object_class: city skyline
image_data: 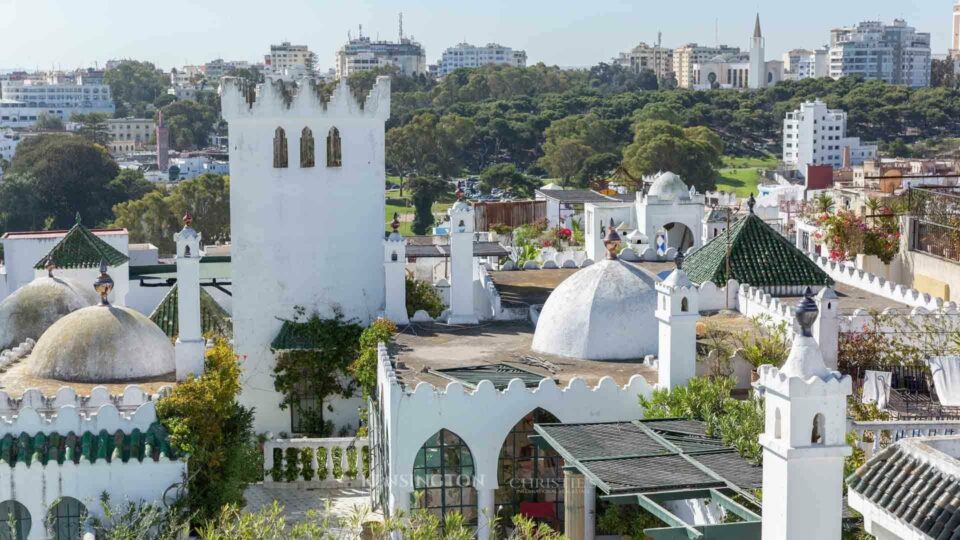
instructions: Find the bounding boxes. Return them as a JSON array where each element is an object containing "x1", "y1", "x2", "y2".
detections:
[{"x1": 0, "y1": 0, "x2": 954, "y2": 73}]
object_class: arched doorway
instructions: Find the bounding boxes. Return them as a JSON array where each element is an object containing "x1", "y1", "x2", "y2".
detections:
[
  {"x1": 662, "y1": 222, "x2": 694, "y2": 252},
  {"x1": 412, "y1": 429, "x2": 478, "y2": 525},
  {"x1": 496, "y1": 408, "x2": 564, "y2": 533},
  {"x1": 48, "y1": 497, "x2": 86, "y2": 540},
  {"x1": 0, "y1": 500, "x2": 30, "y2": 540}
]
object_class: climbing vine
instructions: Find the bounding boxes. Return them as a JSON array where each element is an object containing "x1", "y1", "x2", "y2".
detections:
[{"x1": 350, "y1": 318, "x2": 398, "y2": 399}]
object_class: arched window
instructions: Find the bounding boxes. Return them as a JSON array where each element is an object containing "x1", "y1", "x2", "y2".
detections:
[
  {"x1": 812, "y1": 413, "x2": 825, "y2": 445},
  {"x1": 48, "y1": 497, "x2": 86, "y2": 540},
  {"x1": 680, "y1": 297, "x2": 689, "y2": 312},
  {"x1": 300, "y1": 127, "x2": 315, "y2": 168},
  {"x1": 413, "y1": 429, "x2": 477, "y2": 524},
  {"x1": 496, "y1": 408, "x2": 563, "y2": 531},
  {"x1": 326, "y1": 127, "x2": 342, "y2": 167},
  {"x1": 0, "y1": 500, "x2": 31, "y2": 540},
  {"x1": 273, "y1": 127, "x2": 288, "y2": 168},
  {"x1": 774, "y1": 408, "x2": 782, "y2": 439}
]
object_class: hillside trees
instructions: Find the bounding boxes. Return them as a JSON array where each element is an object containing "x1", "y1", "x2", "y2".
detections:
[
  {"x1": 622, "y1": 121, "x2": 723, "y2": 191},
  {"x1": 105, "y1": 60, "x2": 170, "y2": 117}
]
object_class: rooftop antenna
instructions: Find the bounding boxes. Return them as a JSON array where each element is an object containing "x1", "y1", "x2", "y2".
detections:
[
  {"x1": 399, "y1": 12, "x2": 404, "y2": 42},
  {"x1": 715, "y1": 18, "x2": 719, "y2": 46},
  {"x1": 359, "y1": 24, "x2": 363, "y2": 39}
]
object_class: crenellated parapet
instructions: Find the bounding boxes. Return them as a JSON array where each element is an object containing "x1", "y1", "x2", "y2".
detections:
[
  {"x1": 220, "y1": 76, "x2": 391, "y2": 122},
  {"x1": 758, "y1": 363, "x2": 852, "y2": 398},
  {"x1": 0, "y1": 385, "x2": 170, "y2": 426}
]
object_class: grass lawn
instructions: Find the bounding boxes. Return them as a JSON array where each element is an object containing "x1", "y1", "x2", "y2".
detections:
[{"x1": 714, "y1": 154, "x2": 779, "y2": 197}]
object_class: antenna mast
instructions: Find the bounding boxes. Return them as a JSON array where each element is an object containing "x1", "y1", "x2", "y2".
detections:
[{"x1": 399, "y1": 12, "x2": 404, "y2": 42}]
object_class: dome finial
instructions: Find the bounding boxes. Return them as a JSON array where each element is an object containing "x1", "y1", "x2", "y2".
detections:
[
  {"x1": 795, "y1": 287, "x2": 818, "y2": 337},
  {"x1": 183, "y1": 212, "x2": 193, "y2": 228},
  {"x1": 747, "y1": 193, "x2": 756, "y2": 214},
  {"x1": 44, "y1": 256, "x2": 56, "y2": 278},
  {"x1": 75, "y1": 212, "x2": 82, "y2": 225},
  {"x1": 603, "y1": 218, "x2": 621, "y2": 260},
  {"x1": 93, "y1": 259, "x2": 114, "y2": 306}
]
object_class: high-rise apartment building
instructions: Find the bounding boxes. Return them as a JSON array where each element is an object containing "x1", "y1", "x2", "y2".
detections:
[
  {"x1": 0, "y1": 77, "x2": 114, "y2": 123},
  {"x1": 336, "y1": 35, "x2": 427, "y2": 79},
  {"x1": 783, "y1": 48, "x2": 830, "y2": 80},
  {"x1": 614, "y1": 42, "x2": 674, "y2": 81},
  {"x1": 829, "y1": 19, "x2": 931, "y2": 87},
  {"x1": 436, "y1": 43, "x2": 526, "y2": 77},
  {"x1": 673, "y1": 44, "x2": 742, "y2": 88},
  {"x1": 267, "y1": 42, "x2": 313, "y2": 74},
  {"x1": 783, "y1": 100, "x2": 877, "y2": 173}
]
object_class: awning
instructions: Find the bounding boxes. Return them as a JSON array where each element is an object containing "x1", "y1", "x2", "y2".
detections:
[{"x1": 532, "y1": 418, "x2": 762, "y2": 539}]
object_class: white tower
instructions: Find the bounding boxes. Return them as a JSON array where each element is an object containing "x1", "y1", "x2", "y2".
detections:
[
  {"x1": 447, "y1": 192, "x2": 478, "y2": 325},
  {"x1": 748, "y1": 13, "x2": 765, "y2": 89},
  {"x1": 814, "y1": 287, "x2": 839, "y2": 370},
  {"x1": 757, "y1": 289, "x2": 851, "y2": 540},
  {"x1": 384, "y1": 213, "x2": 409, "y2": 325},
  {"x1": 655, "y1": 251, "x2": 700, "y2": 389},
  {"x1": 174, "y1": 212, "x2": 205, "y2": 381},
  {"x1": 221, "y1": 76, "x2": 391, "y2": 433}
]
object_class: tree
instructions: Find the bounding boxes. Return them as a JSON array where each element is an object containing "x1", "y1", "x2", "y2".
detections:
[
  {"x1": 814, "y1": 193, "x2": 835, "y2": 214},
  {"x1": 104, "y1": 60, "x2": 170, "y2": 117},
  {"x1": 407, "y1": 176, "x2": 449, "y2": 235},
  {"x1": 34, "y1": 112, "x2": 64, "y2": 131},
  {"x1": 71, "y1": 112, "x2": 111, "y2": 146},
  {"x1": 575, "y1": 152, "x2": 621, "y2": 189},
  {"x1": 931, "y1": 58, "x2": 956, "y2": 89},
  {"x1": 621, "y1": 121, "x2": 723, "y2": 191},
  {"x1": 478, "y1": 163, "x2": 537, "y2": 196},
  {"x1": 0, "y1": 174, "x2": 45, "y2": 233},
  {"x1": 8, "y1": 134, "x2": 121, "y2": 228},
  {"x1": 386, "y1": 125, "x2": 416, "y2": 196},
  {"x1": 543, "y1": 113, "x2": 618, "y2": 154},
  {"x1": 113, "y1": 173, "x2": 230, "y2": 253},
  {"x1": 159, "y1": 99, "x2": 218, "y2": 150},
  {"x1": 539, "y1": 138, "x2": 592, "y2": 187}
]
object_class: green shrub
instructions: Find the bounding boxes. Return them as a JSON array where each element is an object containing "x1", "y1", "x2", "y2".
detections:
[
  {"x1": 405, "y1": 276, "x2": 445, "y2": 318},
  {"x1": 351, "y1": 318, "x2": 398, "y2": 399}
]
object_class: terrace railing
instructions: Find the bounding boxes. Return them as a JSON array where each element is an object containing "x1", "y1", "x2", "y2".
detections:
[
  {"x1": 264, "y1": 437, "x2": 370, "y2": 488},
  {"x1": 849, "y1": 420, "x2": 960, "y2": 459}
]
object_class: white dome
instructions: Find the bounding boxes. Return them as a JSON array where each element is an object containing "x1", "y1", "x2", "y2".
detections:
[
  {"x1": 648, "y1": 172, "x2": 690, "y2": 201},
  {"x1": 532, "y1": 259, "x2": 659, "y2": 360},
  {"x1": 0, "y1": 277, "x2": 98, "y2": 350},
  {"x1": 29, "y1": 305, "x2": 175, "y2": 382}
]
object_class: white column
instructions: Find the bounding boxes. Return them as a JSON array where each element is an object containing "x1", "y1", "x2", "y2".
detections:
[
  {"x1": 476, "y1": 487, "x2": 496, "y2": 540},
  {"x1": 384, "y1": 235, "x2": 409, "y2": 325},
  {"x1": 583, "y1": 478, "x2": 596, "y2": 540},
  {"x1": 174, "y1": 222, "x2": 205, "y2": 380},
  {"x1": 448, "y1": 227, "x2": 478, "y2": 324},
  {"x1": 814, "y1": 287, "x2": 839, "y2": 370}
]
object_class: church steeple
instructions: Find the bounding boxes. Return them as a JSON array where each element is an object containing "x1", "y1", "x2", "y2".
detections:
[{"x1": 753, "y1": 13, "x2": 762, "y2": 39}]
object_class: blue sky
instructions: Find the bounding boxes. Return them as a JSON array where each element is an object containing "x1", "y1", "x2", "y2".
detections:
[{"x1": 0, "y1": 0, "x2": 953, "y2": 71}]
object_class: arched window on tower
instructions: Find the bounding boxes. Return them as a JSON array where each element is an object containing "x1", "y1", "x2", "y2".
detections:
[
  {"x1": 680, "y1": 297, "x2": 689, "y2": 312},
  {"x1": 326, "y1": 127, "x2": 342, "y2": 167},
  {"x1": 273, "y1": 127, "x2": 288, "y2": 168},
  {"x1": 300, "y1": 127, "x2": 315, "y2": 168},
  {"x1": 811, "y1": 413, "x2": 825, "y2": 445}
]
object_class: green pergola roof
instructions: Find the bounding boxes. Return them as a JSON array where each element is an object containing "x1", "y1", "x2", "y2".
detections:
[
  {"x1": 271, "y1": 320, "x2": 322, "y2": 351},
  {"x1": 532, "y1": 418, "x2": 762, "y2": 540},
  {"x1": 430, "y1": 363, "x2": 552, "y2": 390},
  {"x1": 683, "y1": 213, "x2": 832, "y2": 289},
  {"x1": 149, "y1": 284, "x2": 232, "y2": 339},
  {"x1": 34, "y1": 219, "x2": 129, "y2": 270},
  {"x1": 0, "y1": 422, "x2": 175, "y2": 466}
]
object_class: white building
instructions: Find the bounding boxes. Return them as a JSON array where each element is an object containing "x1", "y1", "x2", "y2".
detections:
[
  {"x1": 0, "y1": 78, "x2": 114, "y2": 121},
  {"x1": 673, "y1": 43, "x2": 742, "y2": 89},
  {"x1": 0, "y1": 131, "x2": 19, "y2": 174},
  {"x1": 692, "y1": 15, "x2": 783, "y2": 90},
  {"x1": 336, "y1": 36, "x2": 427, "y2": 78},
  {"x1": 613, "y1": 42, "x2": 674, "y2": 81},
  {"x1": 167, "y1": 155, "x2": 228, "y2": 180},
  {"x1": 267, "y1": 42, "x2": 313, "y2": 74},
  {"x1": 829, "y1": 19, "x2": 931, "y2": 88},
  {"x1": 783, "y1": 48, "x2": 830, "y2": 80},
  {"x1": 436, "y1": 43, "x2": 526, "y2": 77},
  {"x1": 106, "y1": 118, "x2": 155, "y2": 151},
  {"x1": 782, "y1": 100, "x2": 878, "y2": 172}
]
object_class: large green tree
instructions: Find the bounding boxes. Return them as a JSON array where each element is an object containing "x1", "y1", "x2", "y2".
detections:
[
  {"x1": 71, "y1": 112, "x2": 111, "y2": 146},
  {"x1": 540, "y1": 138, "x2": 592, "y2": 187},
  {"x1": 7, "y1": 134, "x2": 124, "y2": 228},
  {"x1": 407, "y1": 176, "x2": 449, "y2": 235},
  {"x1": 622, "y1": 121, "x2": 723, "y2": 191},
  {"x1": 104, "y1": 60, "x2": 170, "y2": 117},
  {"x1": 159, "y1": 99, "x2": 219, "y2": 150},
  {"x1": 478, "y1": 163, "x2": 537, "y2": 196}
]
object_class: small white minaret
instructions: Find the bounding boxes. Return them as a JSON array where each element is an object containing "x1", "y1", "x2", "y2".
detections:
[
  {"x1": 814, "y1": 286, "x2": 839, "y2": 370},
  {"x1": 655, "y1": 251, "x2": 700, "y2": 389},
  {"x1": 174, "y1": 212, "x2": 205, "y2": 380},
  {"x1": 748, "y1": 13, "x2": 765, "y2": 89},
  {"x1": 384, "y1": 213, "x2": 409, "y2": 325},
  {"x1": 757, "y1": 289, "x2": 851, "y2": 540},
  {"x1": 447, "y1": 190, "x2": 478, "y2": 325}
]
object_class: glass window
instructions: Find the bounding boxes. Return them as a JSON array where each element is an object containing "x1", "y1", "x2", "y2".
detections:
[
  {"x1": 48, "y1": 497, "x2": 86, "y2": 540},
  {"x1": 0, "y1": 500, "x2": 30, "y2": 540},
  {"x1": 412, "y1": 429, "x2": 477, "y2": 525},
  {"x1": 496, "y1": 408, "x2": 563, "y2": 532}
]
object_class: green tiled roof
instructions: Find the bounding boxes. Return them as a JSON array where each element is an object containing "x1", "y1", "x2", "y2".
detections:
[
  {"x1": 149, "y1": 284, "x2": 232, "y2": 339},
  {"x1": 271, "y1": 320, "x2": 322, "y2": 351},
  {"x1": 432, "y1": 363, "x2": 552, "y2": 390},
  {"x1": 683, "y1": 213, "x2": 833, "y2": 288},
  {"x1": 34, "y1": 220, "x2": 129, "y2": 270},
  {"x1": 847, "y1": 441, "x2": 959, "y2": 536},
  {"x1": 0, "y1": 423, "x2": 175, "y2": 466}
]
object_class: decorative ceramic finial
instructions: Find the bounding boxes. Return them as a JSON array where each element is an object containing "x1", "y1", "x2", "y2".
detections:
[
  {"x1": 456, "y1": 188, "x2": 464, "y2": 201},
  {"x1": 93, "y1": 258, "x2": 114, "y2": 306},
  {"x1": 183, "y1": 212, "x2": 193, "y2": 228},
  {"x1": 795, "y1": 287, "x2": 818, "y2": 338},
  {"x1": 747, "y1": 194, "x2": 756, "y2": 214},
  {"x1": 603, "y1": 218, "x2": 621, "y2": 260},
  {"x1": 675, "y1": 250, "x2": 685, "y2": 270},
  {"x1": 75, "y1": 212, "x2": 82, "y2": 225},
  {"x1": 391, "y1": 212, "x2": 400, "y2": 233},
  {"x1": 44, "y1": 256, "x2": 56, "y2": 278}
]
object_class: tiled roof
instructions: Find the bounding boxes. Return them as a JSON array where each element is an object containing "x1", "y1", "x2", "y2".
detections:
[
  {"x1": 536, "y1": 189, "x2": 617, "y2": 204},
  {"x1": 848, "y1": 440, "x2": 960, "y2": 537},
  {"x1": 682, "y1": 213, "x2": 833, "y2": 288},
  {"x1": 33, "y1": 220, "x2": 129, "y2": 270},
  {"x1": 432, "y1": 363, "x2": 551, "y2": 390},
  {"x1": 0, "y1": 422, "x2": 175, "y2": 466},
  {"x1": 149, "y1": 284, "x2": 232, "y2": 339}
]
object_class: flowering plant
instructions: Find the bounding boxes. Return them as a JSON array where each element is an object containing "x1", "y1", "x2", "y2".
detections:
[
  {"x1": 820, "y1": 209, "x2": 900, "y2": 263},
  {"x1": 557, "y1": 227, "x2": 573, "y2": 240}
]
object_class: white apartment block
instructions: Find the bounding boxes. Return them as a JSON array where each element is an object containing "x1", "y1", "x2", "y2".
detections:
[
  {"x1": 829, "y1": 19, "x2": 931, "y2": 88},
  {"x1": 782, "y1": 100, "x2": 877, "y2": 173},
  {"x1": 783, "y1": 48, "x2": 830, "y2": 80},
  {"x1": 614, "y1": 42, "x2": 674, "y2": 81},
  {"x1": 673, "y1": 44, "x2": 742, "y2": 88},
  {"x1": 202, "y1": 59, "x2": 251, "y2": 80},
  {"x1": 0, "y1": 131, "x2": 19, "y2": 176},
  {"x1": 0, "y1": 79, "x2": 114, "y2": 124},
  {"x1": 336, "y1": 36, "x2": 427, "y2": 79},
  {"x1": 267, "y1": 42, "x2": 312, "y2": 73},
  {"x1": 106, "y1": 118, "x2": 156, "y2": 153},
  {"x1": 436, "y1": 43, "x2": 526, "y2": 77},
  {"x1": 170, "y1": 65, "x2": 202, "y2": 86}
]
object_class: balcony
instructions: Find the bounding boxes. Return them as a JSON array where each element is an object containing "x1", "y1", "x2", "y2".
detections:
[{"x1": 263, "y1": 437, "x2": 370, "y2": 488}]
